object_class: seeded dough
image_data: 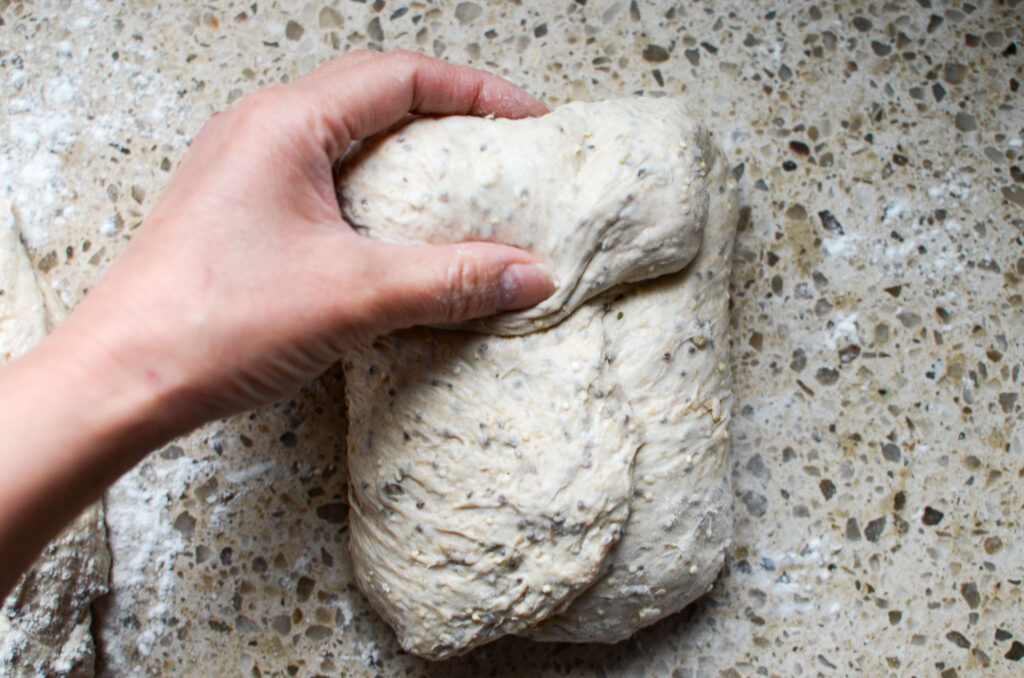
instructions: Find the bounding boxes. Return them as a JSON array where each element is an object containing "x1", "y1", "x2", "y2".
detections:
[
  {"x1": 525, "y1": 137, "x2": 737, "y2": 642},
  {"x1": 341, "y1": 99, "x2": 712, "y2": 335},
  {"x1": 339, "y1": 99, "x2": 738, "y2": 658}
]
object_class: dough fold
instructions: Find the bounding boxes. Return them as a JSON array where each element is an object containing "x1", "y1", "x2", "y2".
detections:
[
  {"x1": 340, "y1": 98, "x2": 710, "y2": 335},
  {"x1": 525, "y1": 134, "x2": 737, "y2": 640},
  {"x1": 344, "y1": 310, "x2": 637, "y2": 657},
  {"x1": 339, "y1": 98, "x2": 738, "y2": 658}
]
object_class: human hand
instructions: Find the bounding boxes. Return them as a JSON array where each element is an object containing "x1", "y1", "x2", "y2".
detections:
[
  {"x1": 3, "y1": 50, "x2": 556, "y2": 595},
  {"x1": 60, "y1": 50, "x2": 554, "y2": 427}
]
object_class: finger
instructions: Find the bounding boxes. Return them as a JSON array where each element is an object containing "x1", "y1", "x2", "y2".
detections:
[
  {"x1": 310, "y1": 50, "x2": 548, "y2": 122},
  {"x1": 293, "y1": 50, "x2": 548, "y2": 159},
  {"x1": 300, "y1": 48, "x2": 379, "y2": 81},
  {"x1": 360, "y1": 239, "x2": 554, "y2": 331}
]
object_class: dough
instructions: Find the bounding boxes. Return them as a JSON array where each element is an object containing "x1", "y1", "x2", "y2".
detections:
[
  {"x1": 0, "y1": 199, "x2": 111, "y2": 678},
  {"x1": 340, "y1": 98, "x2": 710, "y2": 335},
  {"x1": 0, "y1": 200, "x2": 50, "y2": 363},
  {"x1": 339, "y1": 99, "x2": 738, "y2": 658},
  {"x1": 344, "y1": 309, "x2": 637, "y2": 656},
  {"x1": 525, "y1": 137, "x2": 737, "y2": 641}
]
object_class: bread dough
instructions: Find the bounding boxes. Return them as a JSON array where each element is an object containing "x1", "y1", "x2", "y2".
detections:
[
  {"x1": 340, "y1": 99, "x2": 711, "y2": 335},
  {"x1": 0, "y1": 199, "x2": 111, "y2": 677},
  {"x1": 338, "y1": 99, "x2": 738, "y2": 658},
  {"x1": 344, "y1": 308, "x2": 637, "y2": 657},
  {"x1": 0, "y1": 201, "x2": 50, "y2": 363},
  {"x1": 525, "y1": 136, "x2": 737, "y2": 641}
]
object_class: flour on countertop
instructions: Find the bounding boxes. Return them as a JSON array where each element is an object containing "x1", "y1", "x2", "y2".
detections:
[{"x1": 2, "y1": 28, "x2": 189, "y2": 252}]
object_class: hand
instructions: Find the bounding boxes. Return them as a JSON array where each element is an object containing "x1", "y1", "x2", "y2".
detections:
[
  {"x1": 0, "y1": 51, "x2": 552, "y2": 595},
  {"x1": 65, "y1": 49, "x2": 554, "y2": 423}
]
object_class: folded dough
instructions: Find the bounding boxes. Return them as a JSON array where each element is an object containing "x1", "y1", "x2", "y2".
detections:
[
  {"x1": 339, "y1": 98, "x2": 738, "y2": 658},
  {"x1": 340, "y1": 98, "x2": 710, "y2": 335}
]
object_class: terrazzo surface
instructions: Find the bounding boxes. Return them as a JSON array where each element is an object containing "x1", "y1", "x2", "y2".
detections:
[{"x1": 2, "y1": 0, "x2": 1022, "y2": 676}]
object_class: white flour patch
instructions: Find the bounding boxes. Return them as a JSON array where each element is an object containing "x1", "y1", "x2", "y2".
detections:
[
  {"x1": 2, "y1": 12, "x2": 191, "y2": 250},
  {"x1": 100, "y1": 454, "x2": 202, "y2": 663}
]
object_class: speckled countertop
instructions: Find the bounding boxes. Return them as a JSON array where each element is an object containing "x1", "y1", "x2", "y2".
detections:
[{"x1": 3, "y1": 0, "x2": 1022, "y2": 676}]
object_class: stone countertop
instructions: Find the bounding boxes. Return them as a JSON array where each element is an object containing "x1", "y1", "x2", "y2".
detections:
[{"x1": 3, "y1": 0, "x2": 1022, "y2": 676}]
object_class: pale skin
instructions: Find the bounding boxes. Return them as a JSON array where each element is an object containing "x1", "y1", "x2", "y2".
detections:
[{"x1": 0, "y1": 51, "x2": 554, "y2": 597}]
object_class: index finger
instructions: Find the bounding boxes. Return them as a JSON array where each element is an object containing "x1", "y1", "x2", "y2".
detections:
[{"x1": 294, "y1": 50, "x2": 548, "y2": 159}]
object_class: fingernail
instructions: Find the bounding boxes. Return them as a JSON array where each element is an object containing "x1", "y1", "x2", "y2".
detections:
[{"x1": 498, "y1": 263, "x2": 554, "y2": 311}]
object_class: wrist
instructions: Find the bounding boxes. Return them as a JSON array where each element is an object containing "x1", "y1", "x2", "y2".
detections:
[
  {"x1": 44, "y1": 302, "x2": 196, "y2": 455},
  {"x1": 1, "y1": 324, "x2": 178, "y2": 493}
]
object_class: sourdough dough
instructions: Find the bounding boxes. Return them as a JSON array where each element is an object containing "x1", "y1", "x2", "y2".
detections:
[
  {"x1": 339, "y1": 99, "x2": 738, "y2": 658},
  {"x1": 0, "y1": 199, "x2": 111, "y2": 678},
  {"x1": 341, "y1": 99, "x2": 711, "y2": 335}
]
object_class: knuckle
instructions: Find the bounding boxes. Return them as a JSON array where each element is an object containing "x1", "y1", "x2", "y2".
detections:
[
  {"x1": 225, "y1": 87, "x2": 303, "y2": 145},
  {"x1": 440, "y1": 255, "x2": 489, "y2": 323},
  {"x1": 387, "y1": 49, "x2": 427, "y2": 70},
  {"x1": 235, "y1": 87, "x2": 284, "y2": 119},
  {"x1": 194, "y1": 113, "x2": 222, "y2": 140}
]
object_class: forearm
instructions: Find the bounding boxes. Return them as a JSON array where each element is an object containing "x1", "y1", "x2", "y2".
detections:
[{"x1": 0, "y1": 322, "x2": 184, "y2": 596}]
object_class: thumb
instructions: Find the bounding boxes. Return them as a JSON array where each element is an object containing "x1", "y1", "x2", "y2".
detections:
[{"x1": 365, "y1": 240, "x2": 555, "y2": 331}]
